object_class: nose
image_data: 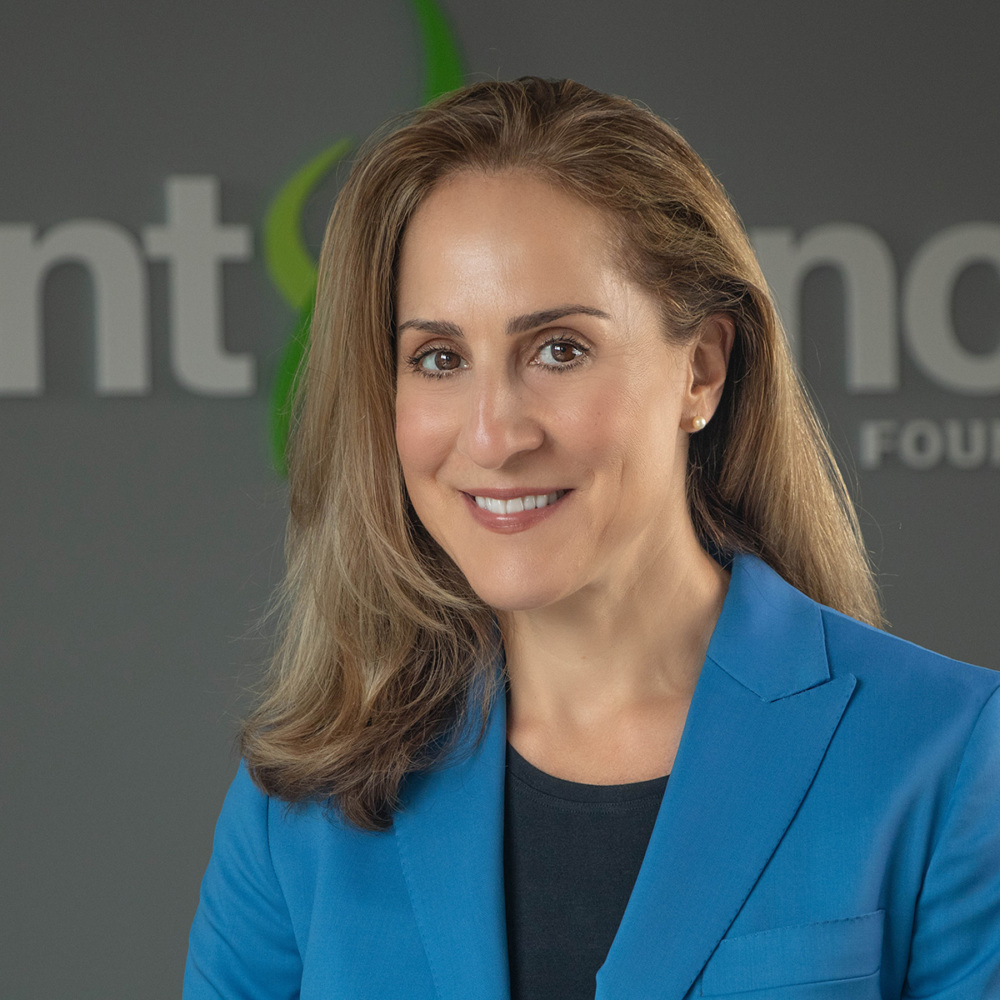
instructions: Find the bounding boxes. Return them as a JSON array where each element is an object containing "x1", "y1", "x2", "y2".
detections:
[{"x1": 456, "y1": 372, "x2": 545, "y2": 470}]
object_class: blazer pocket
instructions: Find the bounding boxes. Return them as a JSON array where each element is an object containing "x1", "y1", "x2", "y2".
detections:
[{"x1": 700, "y1": 910, "x2": 884, "y2": 997}]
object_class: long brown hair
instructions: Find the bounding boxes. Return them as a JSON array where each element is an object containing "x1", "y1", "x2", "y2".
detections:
[{"x1": 241, "y1": 77, "x2": 881, "y2": 830}]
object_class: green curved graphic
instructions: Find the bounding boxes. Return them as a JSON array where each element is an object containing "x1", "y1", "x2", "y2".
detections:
[
  {"x1": 265, "y1": 0, "x2": 464, "y2": 474},
  {"x1": 412, "y1": 0, "x2": 464, "y2": 103},
  {"x1": 264, "y1": 139, "x2": 353, "y2": 314},
  {"x1": 264, "y1": 139, "x2": 352, "y2": 474}
]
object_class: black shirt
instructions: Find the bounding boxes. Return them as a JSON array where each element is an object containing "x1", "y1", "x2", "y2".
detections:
[{"x1": 503, "y1": 742, "x2": 669, "y2": 1000}]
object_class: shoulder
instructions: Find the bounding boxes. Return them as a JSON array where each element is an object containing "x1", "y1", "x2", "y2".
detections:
[
  {"x1": 814, "y1": 613, "x2": 1000, "y2": 996},
  {"x1": 188, "y1": 763, "x2": 402, "y2": 984},
  {"x1": 735, "y1": 550, "x2": 998, "y2": 710},
  {"x1": 227, "y1": 762, "x2": 406, "y2": 906},
  {"x1": 715, "y1": 553, "x2": 999, "y2": 717},
  {"x1": 811, "y1": 600, "x2": 1000, "y2": 816},
  {"x1": 198, "y1": 763, "x2": 297, "y2": 912},
  {"x1": 211, "y1": 762, "x2": 396, "y2": 876},
  {"x1": 724, "y1": 552, "x2": 999, "y2": 751},
  {"x1": 185, "y1": 765, "x2": 306, "y2": 996},
  {"x1": 818, "y1": 602, "x2": 999, "y2": 717}
]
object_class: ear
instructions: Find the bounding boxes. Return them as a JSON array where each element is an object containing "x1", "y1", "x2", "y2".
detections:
[{"x1": 685, "y1": 314, "x2": 734, "y2": 428}]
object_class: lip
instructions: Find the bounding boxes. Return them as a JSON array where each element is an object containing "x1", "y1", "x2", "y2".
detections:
[
  {"x1": 460, "y1": 488, "x2": 572, "y2": 534},
  {"x1": 463, "y1": 487, "x2": 569, "y2": 500}
]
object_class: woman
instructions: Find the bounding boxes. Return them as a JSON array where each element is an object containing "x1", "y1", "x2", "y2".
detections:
[{"x1": 184, "y1": 78, "x2": 1000, "y2": 999}]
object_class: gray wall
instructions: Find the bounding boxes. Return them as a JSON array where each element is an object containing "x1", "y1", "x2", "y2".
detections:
[{"x1": 2, "y1": 2, "x2": 997, "y2": 995}]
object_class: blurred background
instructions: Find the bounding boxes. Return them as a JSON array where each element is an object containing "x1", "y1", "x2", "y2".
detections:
[{"x1": 2, "y1": 1, "x2": 997, "y2": 995}]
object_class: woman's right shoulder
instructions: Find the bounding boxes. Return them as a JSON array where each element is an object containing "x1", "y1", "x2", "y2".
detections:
[
  {"x1": 212, "y1": 761, "x2": 370, "y2": 854},
  {"x1": 208, "y1": 761, "x2": 398, "y2": 885},
  {"x1": 210, "y1": 762, "x2": 278, "y2": 855},
  {"x1": 205, "y1": 764, "x2": 309, "y2": 908},
  {"x1": 187, "y1": 761, "x2": 400, "y2": 996}
]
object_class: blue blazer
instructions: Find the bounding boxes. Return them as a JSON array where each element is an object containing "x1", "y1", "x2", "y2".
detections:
[{"x1": 184, "y1": 555, "x2": 1000, "y2": 999}]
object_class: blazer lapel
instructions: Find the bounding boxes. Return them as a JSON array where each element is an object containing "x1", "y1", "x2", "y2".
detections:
[
  {"x1": 393, "y1": 683, "x2": 510, "y2": 1000},
  {"x1": 596, "y1": 555, "x2": 857, "y2": 1000}
]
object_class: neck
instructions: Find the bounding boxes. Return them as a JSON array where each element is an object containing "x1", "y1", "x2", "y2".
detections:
[{"x1": 500, "y1": 525, "x2": 728, "y2": 782}]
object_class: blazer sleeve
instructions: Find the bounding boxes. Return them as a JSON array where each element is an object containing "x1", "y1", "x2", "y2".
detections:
[
  {"x1": 903, "y1": 684, "x2": 1000, "y2": 998},
  {"x1": 183, "y1": 763, "x2": 302, "y2": 1000}
]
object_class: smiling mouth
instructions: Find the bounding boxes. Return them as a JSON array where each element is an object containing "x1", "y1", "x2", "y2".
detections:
[{"x1": 468, "y1": 489, "x2": 569, "y2": 515}]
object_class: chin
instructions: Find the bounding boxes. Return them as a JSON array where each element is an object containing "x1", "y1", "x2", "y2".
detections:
[
  {"x1": 462, "y1": 571, "x2": 570, "y2": 614},
  {"x1": 480, "y1": 594, "x2": 554, "y2": 613}
]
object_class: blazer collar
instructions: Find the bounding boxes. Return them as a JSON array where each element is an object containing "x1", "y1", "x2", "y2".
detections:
[
  {"x1": 394, "y1": 554, "x2": 856, "y2": 1000},
  {"x1": 707, "y1": 552, "x2": 833, "y2": 701},
  {"x1": 596, "y1": 555, "x2": 856, "y2": 999},
  {"x1": 393, "y1": 680, "x2": 510, "y2": 1000}
]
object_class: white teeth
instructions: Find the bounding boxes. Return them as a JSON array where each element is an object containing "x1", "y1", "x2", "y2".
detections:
[{"x1": 473, "y1": 491, "x2": 564, "y2": 514}]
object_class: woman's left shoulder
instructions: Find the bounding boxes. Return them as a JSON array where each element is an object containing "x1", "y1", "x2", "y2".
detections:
[{"x1": 818, "y1": 603, "x2": 999, "y2": 718}]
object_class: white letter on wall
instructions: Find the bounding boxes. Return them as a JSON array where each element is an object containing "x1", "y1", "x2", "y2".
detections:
[
  {"x1": 752, "y1": 224, "x2": 898, "y2": 391},
  {"x1": 0, "y1": 221, "x2": 149, "y2": 395},
  {"x1": 858, "y1": 419, "x2": 898, "y2": 470},
  {"x1": 142, "y1": 176, "x2": 254, "y2": 395},
  {"x1": 903, "y1": 223, "x2": 1000, "y2": 395}
]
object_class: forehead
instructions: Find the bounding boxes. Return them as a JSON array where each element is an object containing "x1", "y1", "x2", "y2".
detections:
[{"x1": 396, "y1": 170, "x2": 624, "y2": 318}]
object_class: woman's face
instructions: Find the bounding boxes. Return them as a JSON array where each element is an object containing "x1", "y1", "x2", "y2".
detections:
[{"x1": 394, "y1": 170, "x2": 707, "y2": 613}]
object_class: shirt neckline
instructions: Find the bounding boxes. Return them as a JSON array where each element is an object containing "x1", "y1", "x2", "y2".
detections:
[{"x1": 505, "y1": 741, "x2": 669, "y2": 804}]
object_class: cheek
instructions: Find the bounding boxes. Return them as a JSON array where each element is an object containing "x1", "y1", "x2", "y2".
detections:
[
  {"x1": 560, "y1": 376, "x2": 681, "y2": 482},
  {"x1": 557, "y1": 377, "x2": 660, "y2": 452},
  {"x1": 394, "y1": 390, "x2": 454, "y2": 482}
]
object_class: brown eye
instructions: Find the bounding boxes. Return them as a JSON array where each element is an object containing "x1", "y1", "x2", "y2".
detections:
[
  {"x1": 537, "y1": 340, "x2": 585, "y2": 366},
  {"x1": 420, "y1": 350, "x2": 463, "y2": 372}
]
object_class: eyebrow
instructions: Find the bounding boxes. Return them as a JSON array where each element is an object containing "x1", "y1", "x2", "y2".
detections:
[{"x1": 396, "y1": 304, "x2": 611, "y2": 339}]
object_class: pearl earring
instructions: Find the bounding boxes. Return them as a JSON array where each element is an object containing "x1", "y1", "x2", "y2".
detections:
[{"x1": 692, "y1": 416, "x2": 707, "y2": 432}]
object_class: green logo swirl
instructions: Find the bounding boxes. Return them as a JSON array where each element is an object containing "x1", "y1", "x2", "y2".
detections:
[{"x1": 263, "y1": 0, "x2": 464, "y2": 474}]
